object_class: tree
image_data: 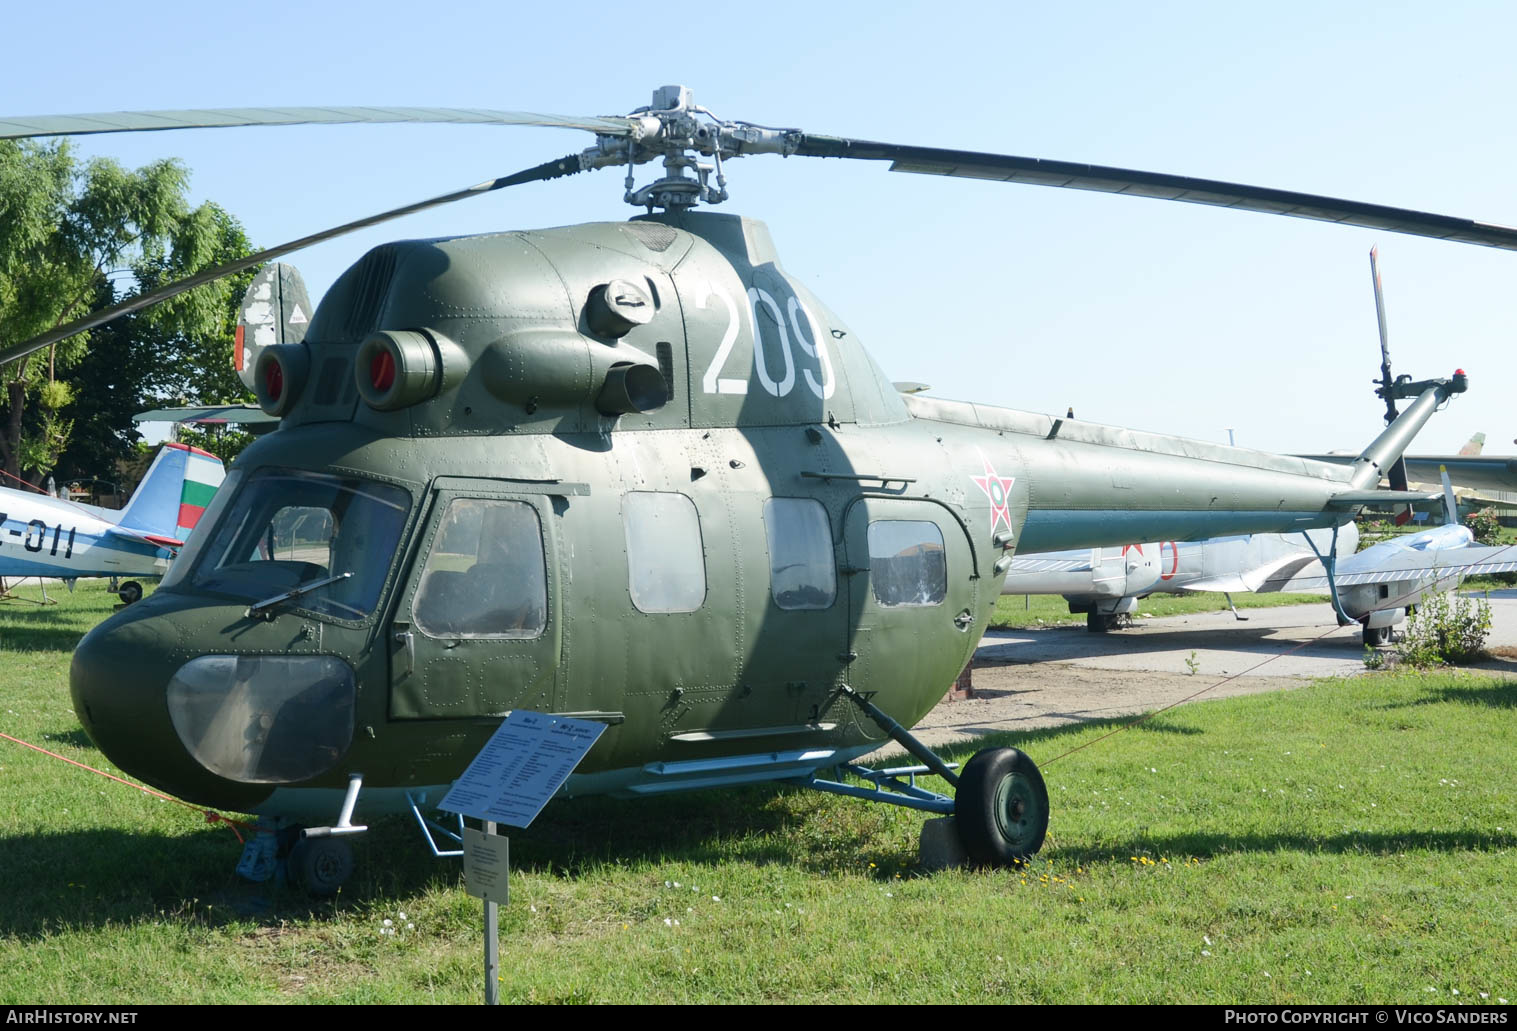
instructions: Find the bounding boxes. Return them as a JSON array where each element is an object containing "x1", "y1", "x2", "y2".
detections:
[
  {"x1": 0, "y1": 139, "x2": 247, "y2": 483},
  {"x1": 56, "y1": 208, "x2": 257, "y2": 479}
]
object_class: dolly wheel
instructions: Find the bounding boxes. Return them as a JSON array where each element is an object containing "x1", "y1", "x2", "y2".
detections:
[
  {"x1": 118, "y1": 581, "x2": 143, "y2": 605},
  {"x1": 288, "y1": 837, "x2": 354, "y2": 897},
  {"x1": 954, "y1": 747, "x2": 1049, "y2": 867}
]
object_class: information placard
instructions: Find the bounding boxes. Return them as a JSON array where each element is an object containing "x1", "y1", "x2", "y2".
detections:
[
  {"x1": 439, "y1": 711, "x2": 606, "y2": 827},
  {"x1": 462, "y1": 828, "x2": 509, "y2": 905}
]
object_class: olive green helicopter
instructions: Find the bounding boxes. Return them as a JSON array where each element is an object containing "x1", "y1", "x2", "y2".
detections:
[{"x1": 1, "y1": 86, "x2": 1501, "y2": 893}]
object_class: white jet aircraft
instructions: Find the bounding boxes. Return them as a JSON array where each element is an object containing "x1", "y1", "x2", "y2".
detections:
[{"x1": 1005, "y1": 475, "x2": 1517, "y2": 646}]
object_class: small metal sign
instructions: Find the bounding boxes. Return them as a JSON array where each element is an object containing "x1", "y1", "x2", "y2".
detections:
[
  {"x1": 462, "y1": 827, "x2": 509, "y2": 906},
  {"x1": 439, "y1": 711, "x2": 606, "y2": 828}
]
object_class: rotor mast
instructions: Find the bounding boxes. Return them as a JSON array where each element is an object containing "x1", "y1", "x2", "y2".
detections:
[{"x1": 577, "y1": 86, "x2": 800, "y2": 212}]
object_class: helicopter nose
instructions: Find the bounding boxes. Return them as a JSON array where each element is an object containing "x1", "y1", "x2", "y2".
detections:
[{"x1": 70, "y1": 606, "x2": 271, "y2": 811}]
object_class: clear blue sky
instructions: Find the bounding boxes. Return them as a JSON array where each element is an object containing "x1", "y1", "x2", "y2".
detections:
[{"x1": 4, "y1": 0, "x2": 1513, "y2": 454}]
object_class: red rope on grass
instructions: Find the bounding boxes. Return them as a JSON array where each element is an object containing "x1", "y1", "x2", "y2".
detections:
[
  {"x1": 1039, "y1": 622, "x2": 1350, "y2": 768},
  {"x1": 0, "y1": 730, "x2": 253, "y2": 842}
]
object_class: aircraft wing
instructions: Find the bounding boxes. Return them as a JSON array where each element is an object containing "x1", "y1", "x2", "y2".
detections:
[
  {"x1": 1008, "y1": 555, "x2": 1095, "y2": 574},
  {"x1": 1260, "y1": 544, "x2": 1517, "y2": 592},
  {"x1": 1180, "y1": 553, "x2": 1326, "y2": 594}
]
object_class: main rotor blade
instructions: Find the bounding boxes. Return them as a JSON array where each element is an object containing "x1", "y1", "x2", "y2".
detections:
[
  {"x1": 795, "y1": 135, "x2": 1517, "y2": 251},
  {"x1": 0, "y1": 106, "x2": 634, "y2": 140},
  {"x1": 0, "y1": 153, "x2": 586, "y2": 367}
]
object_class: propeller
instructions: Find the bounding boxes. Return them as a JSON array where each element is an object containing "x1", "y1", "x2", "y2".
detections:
[{"x1": 5, "y1": 84, "x2": 1517, "y2": 366}]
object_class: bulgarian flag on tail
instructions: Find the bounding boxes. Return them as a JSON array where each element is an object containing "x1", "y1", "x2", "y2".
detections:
[{"x1": 175, "y1": 447, "x2": 226, "y2": 542}]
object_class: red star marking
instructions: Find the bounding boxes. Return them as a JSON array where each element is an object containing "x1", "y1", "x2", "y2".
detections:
[
  {"x1": 971, "y1": 455, "x2": 1016, "y2": 535},
  {"x1": 1122, "y1": 543, "x2": 1144, "y2": 557}
]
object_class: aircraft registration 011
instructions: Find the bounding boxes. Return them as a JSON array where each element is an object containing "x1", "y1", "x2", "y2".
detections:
[{"x1": 439, "y1": 711, "x2": 606, "y2": 828}]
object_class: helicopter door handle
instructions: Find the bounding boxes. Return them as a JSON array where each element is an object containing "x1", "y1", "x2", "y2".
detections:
[
  {"x1": 394, "y1": 627, "x2": 415, "y2": 676},
  {"x1": 953, "y1": 610, "x2": 974, "y2": 630}
]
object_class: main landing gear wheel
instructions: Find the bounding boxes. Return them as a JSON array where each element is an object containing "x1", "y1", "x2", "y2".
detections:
[
  {"x1": 954, "y1": 747, "x2": 1049, "y2": 867},
  {"x1": 117, "y1": 581, "x2": 143, "y2": 605},
  {"x1": 1086, "y1": 611, "x2": 1118, "y2": 633},
  {"x1": 1363, "y1": 624, "x2": 1392, "y2": 647},
  {"x1": 288, "y1": 837, "x2": 354, "y2": 897}
]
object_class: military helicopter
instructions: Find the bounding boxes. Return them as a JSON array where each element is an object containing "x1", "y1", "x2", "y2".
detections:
[{"x1": 3, "y1": 86, "x2": 1500, "y2": 891}]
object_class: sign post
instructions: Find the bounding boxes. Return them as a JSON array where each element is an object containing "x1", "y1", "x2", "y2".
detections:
[{"x1": 441, "y1": 712, "x2": 607, "y2": 1005}]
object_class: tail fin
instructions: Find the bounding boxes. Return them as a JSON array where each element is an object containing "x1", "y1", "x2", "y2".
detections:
[
  {"x1": 1458, "y1": 432, "x2": 1486, "y2": 456},
  {"x1": 114, "y1": 443, "x2": 227, "y2": 545}
]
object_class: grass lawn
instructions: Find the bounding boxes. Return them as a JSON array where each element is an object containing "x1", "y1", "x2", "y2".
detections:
[{"x1": 0, "y1": 582, "x2": 1512, "y2": 1004}]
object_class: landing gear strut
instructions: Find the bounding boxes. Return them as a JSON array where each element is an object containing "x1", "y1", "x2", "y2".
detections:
[
  {"x1": 1086, "y1": 611, "x2": 1119, "y2": 633},
  {"x1": 807, "y1": 685, "x2": 1051, "y2": 869}
]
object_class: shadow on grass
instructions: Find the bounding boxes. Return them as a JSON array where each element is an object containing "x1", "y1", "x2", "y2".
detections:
[
  {"x1": 1420, "y1": 677, "x2": 1517, "y2": 708},
  {"x1": 0, "y1": 627, "x2": 91, "y2": 652},
  {"x1": 35, "y1": 727, "x2": 95, "y2": 750},
  {"x1": 1377, "y1": 676, "x2": 1517, "y2": 710},
  {"x1": 925, "y1": 714, "x2": 1204, "y2": 767},
  {"x1": 1058, "y1": 827, "x2": 1517, "y2": 868},
  {"x1": 0, "y1": 785, "x2": 819, "y2": 938}
]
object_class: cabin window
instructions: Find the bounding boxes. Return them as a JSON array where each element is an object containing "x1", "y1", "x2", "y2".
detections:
[
  {"x1": 867, "y1": 519, "x2": 947, "y2": 607},
  {"x1": 187, "y1": 469, "x2": 409, "y2": 620},
  {"x1": 413, "y1": 498, "x2": 547, "y2": 639},
  {"x1": 762, "y1": 498, "x2": 836, "y2": 610},
  {"x1": 623, "y1": 491, "x2": 706, "y2": 613}
]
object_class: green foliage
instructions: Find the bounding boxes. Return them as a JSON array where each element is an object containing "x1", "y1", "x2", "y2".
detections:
[
  {"x1": 1356, "y1": 519, "x2": 1397, "y2": 551},
  {"x1": 3, "y1": 585, "x2": 1516, "y2": 1002},
  {"x1": 171, "y1": 426, "x2": 256, "y2": 465},
  {"x1": 0, "y1": 139, "x2": 253, "y2": 481},
  {"x1": 1464, "y1": 507, "x2": 1504, "y2": 546},
  {"x1": 1395, "y1": 592, "x2": 1492, "y2": 668}
]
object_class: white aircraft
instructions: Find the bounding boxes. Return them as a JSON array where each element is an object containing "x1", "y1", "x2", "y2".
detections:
[
  {"x1": 1005, "y1": 475, "x2": 1517, "y2": 646},
  {"x1": 0, "y1": 443, "x2": 225, "y2": 603}
]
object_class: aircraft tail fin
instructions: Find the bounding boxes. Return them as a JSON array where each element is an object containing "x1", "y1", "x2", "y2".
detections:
[
  {"x1": 1458, "y1": 432, "x2": 1486, "y2": 456},
  {"x1": 113, "y1": 443, "x2": 227, "y2": 546}
]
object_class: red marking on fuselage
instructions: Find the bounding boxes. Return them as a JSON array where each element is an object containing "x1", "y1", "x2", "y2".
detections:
[{"x1": 1159, "y1": 541, "x2": 1179, "y2": 580}]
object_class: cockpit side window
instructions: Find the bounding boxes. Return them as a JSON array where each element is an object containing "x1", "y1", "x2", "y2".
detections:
[
  {"x1": 413, "y1": 498, "x2": 547, "y2": 639},
  {"x1": 867, "y1": 519, "x2": 947, "y2": 607}
]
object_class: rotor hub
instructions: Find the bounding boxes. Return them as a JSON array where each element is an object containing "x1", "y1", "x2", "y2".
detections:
[{"x1": 579, "y1": 85, "x2": 799, "y2": 212}]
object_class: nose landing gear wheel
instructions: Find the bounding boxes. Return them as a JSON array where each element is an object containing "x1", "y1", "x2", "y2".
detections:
[
  {"x1": 955, "y1": 747, "x2": 1049, "y2": 867},
  {"x1": 288, "y1": 837, "x2": 355, "y2": 897},
  {"x1": 1363, "y1": 624, "x2": 1392, "y2": 647}
]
